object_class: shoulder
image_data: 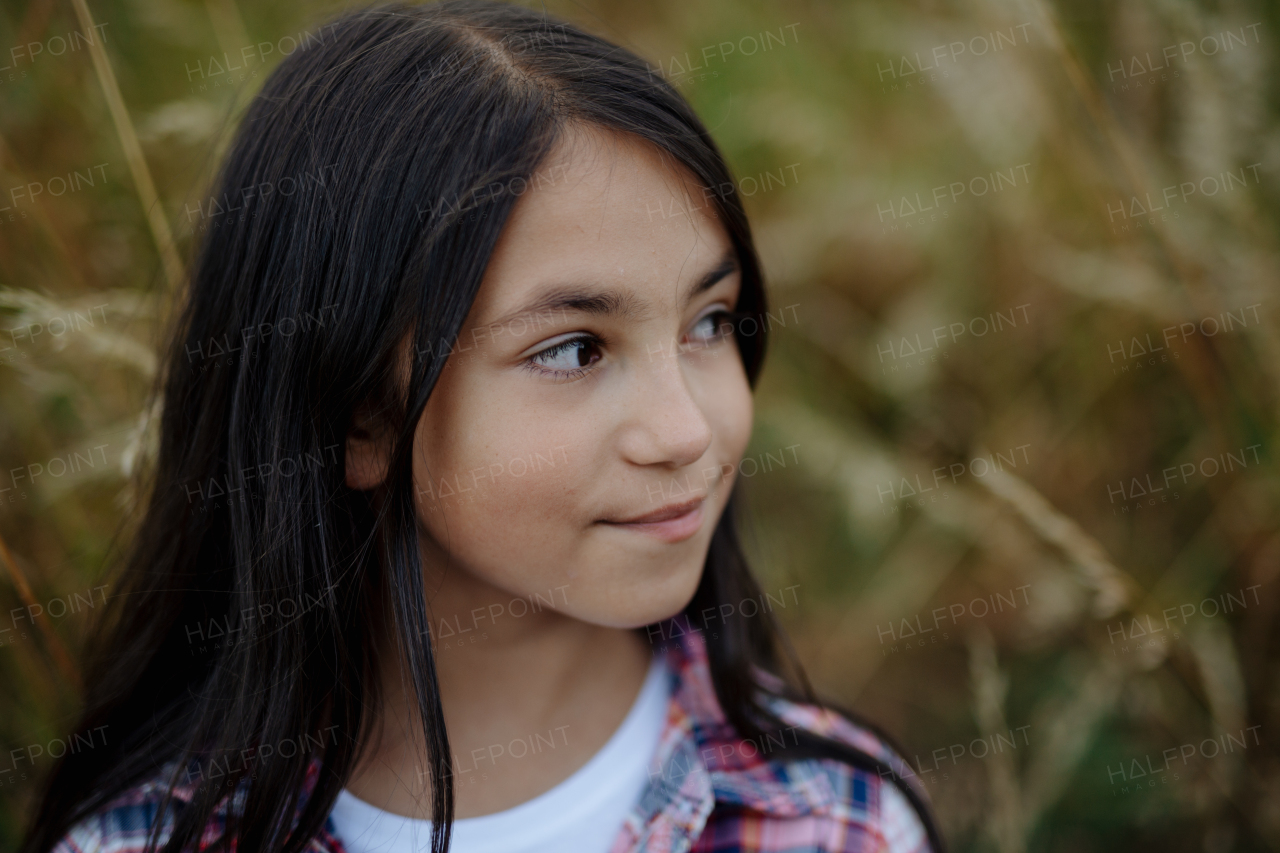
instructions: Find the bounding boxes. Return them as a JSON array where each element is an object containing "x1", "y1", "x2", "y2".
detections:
[
  {"x1": 662, "y1": 631, "x2": 933, "y2": 851},
  {"x1": 763, "y1": 689, "x2": 897, "y2": 761},
  {"x1": 45, "y1": 760, "x2": 346, "y2": 853},
  {"x1": 50, "y1": 797, "x2": 176, "y2": 853},
  {"x1": 750, "y1": 692, "x2": 932, "y2": 853},
  {"x1": 45, "y1": 765, "x2": 204, "y2": 853}
]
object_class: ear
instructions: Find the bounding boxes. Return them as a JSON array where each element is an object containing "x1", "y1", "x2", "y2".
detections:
[{"x1": 345, "y1": 401, "x2": 393, "y2": 490}]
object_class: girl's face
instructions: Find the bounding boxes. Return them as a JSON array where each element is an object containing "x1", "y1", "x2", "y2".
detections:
[{"x1": 409, "y1": 126, "x2": 753, "y2": 629}]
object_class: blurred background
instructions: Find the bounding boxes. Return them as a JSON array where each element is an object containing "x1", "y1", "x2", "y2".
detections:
[{"x1": 1, "y1": 0, "x2": 1277, "y2": 849}]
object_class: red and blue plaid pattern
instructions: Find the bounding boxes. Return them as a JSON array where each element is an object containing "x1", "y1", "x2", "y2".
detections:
[{"x1": 53, "y1": 629, "x2": 931, "y2": 853}]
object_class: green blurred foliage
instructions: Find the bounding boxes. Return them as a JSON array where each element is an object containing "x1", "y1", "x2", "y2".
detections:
[{"x1": 1, "y1": 0, "x2": 1278, "y2": 850}]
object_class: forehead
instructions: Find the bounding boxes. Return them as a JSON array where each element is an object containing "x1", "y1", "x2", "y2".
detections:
[{"x1": 472, "y1": 125, "x2": 733, "y2": 323}]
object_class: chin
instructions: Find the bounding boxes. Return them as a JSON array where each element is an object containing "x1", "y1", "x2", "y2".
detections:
[{"x1": 599, "y1": 556, "x2": 706, "y2": 631}]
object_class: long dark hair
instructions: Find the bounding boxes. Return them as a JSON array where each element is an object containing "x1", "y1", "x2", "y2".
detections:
[{"x1": 21, "y1": 3, "x2": 944, "y2": 852}]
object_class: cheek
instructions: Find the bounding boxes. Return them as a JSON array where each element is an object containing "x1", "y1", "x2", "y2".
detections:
[
  {"x1": 410, "y1": 376, "x2": 598, "y2": 589},
  {"x1": 702, "y1": 345, "x2": 754, "y2": 472}
]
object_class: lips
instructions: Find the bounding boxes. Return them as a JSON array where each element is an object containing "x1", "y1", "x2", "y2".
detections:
[
  {"x1": 604, "y1": 495, "x2": 706, "y2": 525},
  {"x1": 598, "y1": 494, "x2": 707, "y2": 543}
]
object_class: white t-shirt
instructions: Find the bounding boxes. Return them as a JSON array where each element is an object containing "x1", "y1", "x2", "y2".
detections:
[{"x1": 329, "y1": 655, "x2": 670, "y2": 853}]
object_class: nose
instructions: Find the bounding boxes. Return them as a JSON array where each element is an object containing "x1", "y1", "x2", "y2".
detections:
[{"x1": 616, "y1": 354, "x2": 714, "y2": 470}]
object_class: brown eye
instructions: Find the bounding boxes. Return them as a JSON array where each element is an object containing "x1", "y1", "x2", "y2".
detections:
[
  {"x1": 527, "y1": 335, "x2": 603, "y2": 377},
  {"x1": 686, "y1": 310, "x2": 735, "y2": 347}
]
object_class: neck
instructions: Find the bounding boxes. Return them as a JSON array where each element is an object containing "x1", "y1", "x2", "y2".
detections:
[{"x1": 346, "y1": 565, "x2": 653, "y2": 819}]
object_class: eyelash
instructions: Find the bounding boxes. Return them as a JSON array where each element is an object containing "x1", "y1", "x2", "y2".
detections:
[
  {"x1": 688, "y1": 308, "x2": 749, "y2": 347},
  {"x1": 521, "y1": 308, "x2": 746, "y2": 381},
  {"x1": 521, "y1": 334, "x2": 607, "y2": 382}
]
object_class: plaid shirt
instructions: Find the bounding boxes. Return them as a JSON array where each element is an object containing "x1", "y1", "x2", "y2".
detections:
[{"x1": 54, "y1": 629, "x2": 932, "y2": 853}]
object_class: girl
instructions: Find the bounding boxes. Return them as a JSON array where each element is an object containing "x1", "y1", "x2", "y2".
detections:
[{"x1": 21, "y1": 2, "x2": 943, "y2": 852}]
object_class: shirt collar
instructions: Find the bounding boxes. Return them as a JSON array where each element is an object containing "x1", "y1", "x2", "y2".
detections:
[
  {"x1": 612, "y1": 626, "x2": 838, "y2": 853},
  {"x1": 156, "y1": 625, "x2": 842, "y2": 853}
]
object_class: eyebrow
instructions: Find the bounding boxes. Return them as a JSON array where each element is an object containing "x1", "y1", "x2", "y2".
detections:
[{"x1": 484, "y1": 248, "x2": 739, "y2": 331}]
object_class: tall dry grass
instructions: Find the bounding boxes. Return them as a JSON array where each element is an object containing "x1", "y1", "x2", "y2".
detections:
[{"x1": 1, "y1": 0, "x2": 1277, "y2": 849}]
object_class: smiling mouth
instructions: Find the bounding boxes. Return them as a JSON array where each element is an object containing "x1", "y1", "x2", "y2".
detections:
[
  {"x1": 605, "y1": 495, "x2": 705, "y2": 524},
  {"x1": 598, "y1": 495, "x2": 707, "y2": 543}
]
